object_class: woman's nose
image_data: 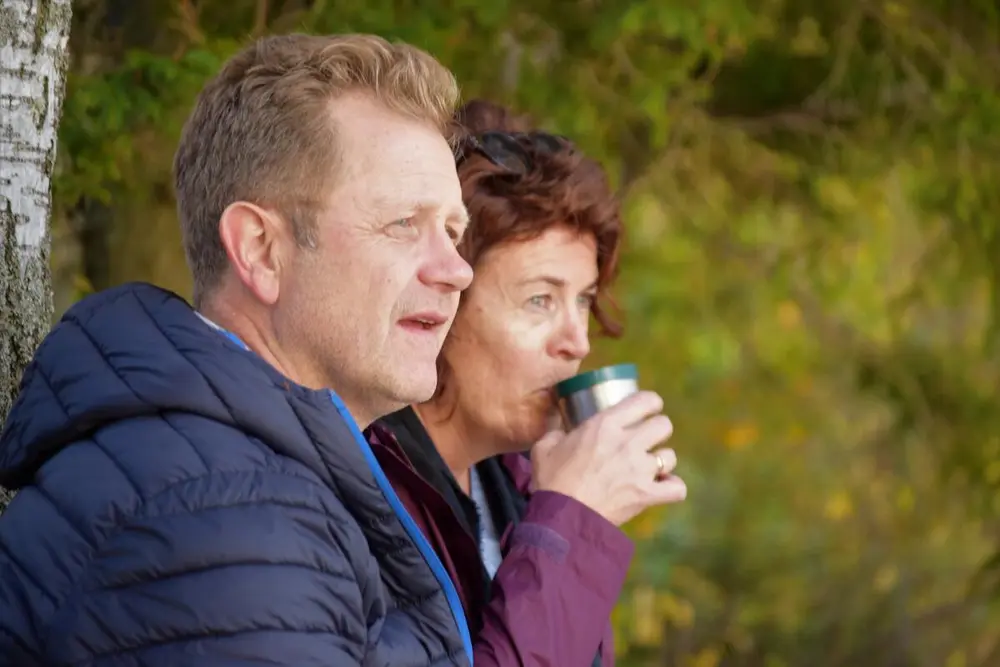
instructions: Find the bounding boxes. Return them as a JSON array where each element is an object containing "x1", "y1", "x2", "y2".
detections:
[{"x1": 554, "y1": 311, "x2": 590, "y2": 361}]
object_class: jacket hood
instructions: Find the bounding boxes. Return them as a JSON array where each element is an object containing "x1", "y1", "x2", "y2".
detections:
[{"x1": 0, "y1": 282, "x2": 350, "y2": 490}]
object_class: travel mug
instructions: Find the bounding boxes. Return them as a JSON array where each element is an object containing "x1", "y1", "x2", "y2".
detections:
[{"x1": 555, "y1": 363, "x2": 639, "y2": 429}]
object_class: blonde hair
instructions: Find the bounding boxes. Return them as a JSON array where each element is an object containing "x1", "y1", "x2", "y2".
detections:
[{"x1": 173, "y1": 33, "x2": 460, "y2": 303}]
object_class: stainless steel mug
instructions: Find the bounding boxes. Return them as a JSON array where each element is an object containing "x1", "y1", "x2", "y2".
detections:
[{"x1": 555, "y1": 363, "x2": 639, "y2": 429}]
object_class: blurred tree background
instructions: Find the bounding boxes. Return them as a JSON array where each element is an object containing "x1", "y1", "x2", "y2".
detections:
[{"x1": 43, "y1": 0, "x2": 1000, "y2": 664}]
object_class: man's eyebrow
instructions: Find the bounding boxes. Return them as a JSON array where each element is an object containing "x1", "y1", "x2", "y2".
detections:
[{"x1": 400, "y1": 199, "x2": 470, "y2": 226}]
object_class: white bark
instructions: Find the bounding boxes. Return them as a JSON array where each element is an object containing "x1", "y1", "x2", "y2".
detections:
[{"x1": 0, "y1": 0, "x2": 73, "y2": 508}]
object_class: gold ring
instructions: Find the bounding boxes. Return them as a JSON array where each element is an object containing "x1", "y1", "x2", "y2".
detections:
[{"x1": 653, "y1": 452, "x2": 666, "y2": 482}]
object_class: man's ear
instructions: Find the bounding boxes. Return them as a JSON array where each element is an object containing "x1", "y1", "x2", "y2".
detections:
[{"x1": 218, "y1": 201, "x2": 290, "y2": 306}]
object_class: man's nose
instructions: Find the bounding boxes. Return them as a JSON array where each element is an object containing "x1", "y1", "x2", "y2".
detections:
[{"x1": 419, "y1": 231, "x2": 473, "y2": 292}]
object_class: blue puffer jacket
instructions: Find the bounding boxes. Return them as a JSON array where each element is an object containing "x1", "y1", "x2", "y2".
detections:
[{"x1": 0, "y1": 283, "x2": 472, "y2": 667}]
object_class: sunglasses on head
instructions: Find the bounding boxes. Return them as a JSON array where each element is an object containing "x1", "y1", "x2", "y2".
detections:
[{"x1": 458, "y1": 131, "x2": 573, "y2": 174}]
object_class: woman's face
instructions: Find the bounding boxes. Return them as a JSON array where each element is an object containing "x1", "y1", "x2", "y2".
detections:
[{"x1": 441, "y1": 225, "x2": 599, "y2": 450}]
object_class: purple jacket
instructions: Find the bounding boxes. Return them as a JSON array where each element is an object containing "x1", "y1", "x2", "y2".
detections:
[{"x1": 368, "y1": 420, "x2": 634, "y2": 666}]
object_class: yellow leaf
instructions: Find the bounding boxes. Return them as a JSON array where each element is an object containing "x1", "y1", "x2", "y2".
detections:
[
  {"x1": 985, "y1": 460, "x2": 1000, "y2": 484},
  {"x1": 895, "y1": 486, "x2": 915, "y2": 513},
  {"x1": 631, "y1": 587, "x2": 663, "y2": 646},
  {"x1": 793, "y1": 377, "x2": 813, "y2": 396},
  {"x1": 873, "y1": 200, "x2": 892, "y2": 224},
  {"x1": 789, "y1": 17, "x2": 827, "y2": 56},
  {"x1": 815, "y1": 176, "x2": 857, "y2": 213},
  {"x1": 685, "y1": 647, "x2": 722, "y2": 667},
  {"x1": 873, "y1": 565, "x2": 898, "y2": 592},
  {"x1": 723, "y1": 422, "x2": 758, "y2": 451},
  {"x1": 776, "y1": 300, "x2": 801, "y2": 329},
  {"x1": 656, "y1": 592, "x2": 695, "y2": 629},
  {"x1": 986, "y1": 435, "x2": 1000, "y2": 458},
  {"x1": 786, "y1": 424, "x2": 806, "y2": 446},
  {"x1": 629, "y1": 510, "x2": 660, "y2": 539},
  {"x1": 885, "y1": 1, "x2": 909, "y2": 19},
  {"x1": 824, "y1": 491, "x2": 853, "y2": 521},
  {"x1": 930, "y1": 522, "x2": 951, "y2": 545},
  {"x1": 611, "y1": 606, "x2": 630, "y2": 655},
  {"x1": 677, "y1": 602, "x2": 695, "y2": 629},
  {"x1": 946, "y1": 650, "x2": 966, "y2": 667}
]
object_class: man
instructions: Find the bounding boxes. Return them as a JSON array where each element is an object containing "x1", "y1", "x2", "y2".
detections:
[{"x1": 0, "y1": 33, "x2": 475, "y2": 666}]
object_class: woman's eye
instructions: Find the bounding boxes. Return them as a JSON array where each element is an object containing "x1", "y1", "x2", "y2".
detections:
[
  {"x1": 578, "y1": 293, "x2": 596, "y2": 309},
  {"x1": 528, "y1": 294, "x2": 553, "y2": 309}
]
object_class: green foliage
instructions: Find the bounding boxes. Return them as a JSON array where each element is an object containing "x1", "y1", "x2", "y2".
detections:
[
  {"x1": 56, "y1": 47, "x2": 225, "y2": 204},
  {"x1": 48, "y1": 0, "x2": 1000, "y2": 664}
]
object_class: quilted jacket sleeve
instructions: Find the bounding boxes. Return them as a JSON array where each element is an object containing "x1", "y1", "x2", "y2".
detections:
[{"x1": 42, "y1": 471, "x2": 370, "y2": 667}]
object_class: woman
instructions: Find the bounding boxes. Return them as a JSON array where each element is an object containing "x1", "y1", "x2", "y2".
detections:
[{"x1": 367, "y1": 99, "x2": 685, "y2": 666}]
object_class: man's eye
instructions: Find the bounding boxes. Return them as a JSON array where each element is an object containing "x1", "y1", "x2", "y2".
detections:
[{"x1": 387, "y1": 218, "x2": 418, "y2": 237}]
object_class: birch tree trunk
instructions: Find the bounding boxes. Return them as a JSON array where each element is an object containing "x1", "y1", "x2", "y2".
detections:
[{"x1": 0, "y1": 0, "x2": 73, "y2": 509}]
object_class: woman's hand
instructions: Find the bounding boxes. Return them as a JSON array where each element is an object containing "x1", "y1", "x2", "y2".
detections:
[{"x1": 531, "y1": 391, "x2": 686, "y2": 526}]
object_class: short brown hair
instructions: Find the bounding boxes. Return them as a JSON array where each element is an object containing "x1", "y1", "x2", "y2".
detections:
[
  {"x1": 173, "y1": 33, "x2": 459, "y2": 304},
  {"x1": 453, "y1": 99, "x2": 624, "y2": 337}
]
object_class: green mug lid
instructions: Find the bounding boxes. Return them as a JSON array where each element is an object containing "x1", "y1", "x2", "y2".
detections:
[{"x1": 555, "y1": 363, "x2": 638, "y2": 398}]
